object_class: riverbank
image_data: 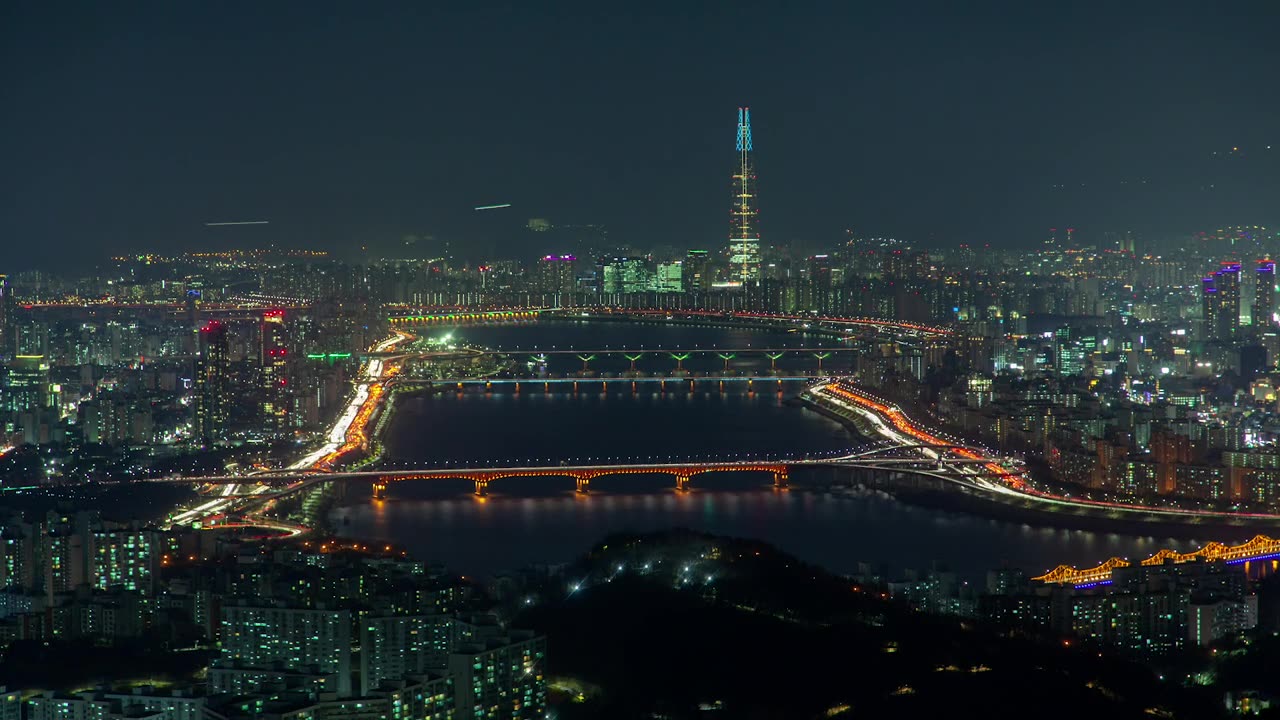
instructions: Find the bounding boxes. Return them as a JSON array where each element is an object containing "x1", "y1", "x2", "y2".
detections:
[{"x1": 799, "y1": 389, "x2": 1280, "y2": 538}]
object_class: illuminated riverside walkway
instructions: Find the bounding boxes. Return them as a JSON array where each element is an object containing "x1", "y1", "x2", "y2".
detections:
[
  {"x1": 1033, "y1": 535, "x2": 1280, "y2": 587},
  {"x1": 385, "y1": 306, "x2": 954, "y2": 337}
]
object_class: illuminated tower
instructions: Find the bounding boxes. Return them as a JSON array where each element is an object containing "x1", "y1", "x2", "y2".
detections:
[
  {"x1": 1202, "y1": 275, "x2": 1217, "y2": 341},
  {"x1": 728, "y1": 107, "x2": 761, "y2": 284},
  {"x1": 0, "y1": 274, "x2": 10, "y2": 357},
  {"x1": 1215, "y1": 262, "x2": 1242, "y2": 340},
  {"x1": 1203, "y1": 262, "x2": 1242, "y2": 341},
  {"x1": 260, "y1": 310, "x2": 290, "y2": 431},
  {"x1": 1257, "y1": 260, "x2": 1275, "y2": 328},
  {"x1": 195, "y1": 321, "x2": 230, "y2": 445}
]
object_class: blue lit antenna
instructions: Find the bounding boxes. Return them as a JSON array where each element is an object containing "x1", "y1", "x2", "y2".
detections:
[{"x1": 736, "y1": 107, "x2": 753, "y2": 152}]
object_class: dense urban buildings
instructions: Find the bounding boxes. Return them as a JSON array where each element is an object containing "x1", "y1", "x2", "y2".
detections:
[
  {"x1": 4, "y1": 2, "x2": 1279, "y2": 716},
  {"x1": 0, "y1": 525, "x2": 546, "y2": 720}
]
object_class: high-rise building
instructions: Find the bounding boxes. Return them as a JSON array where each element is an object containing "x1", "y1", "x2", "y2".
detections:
[
  {"x1": 360, "y1": 615, "x2": 459, "y2": 695},
  {"x1": 3, "y1": 355, "x2": 50, "y2": 415},
  {"x1": 194, "y1": 321, "x2": 230, "y2": 445},
  {"x1": 90, "y1": 527, "x2": 156, "y2": 594},
  {"x1": 1202, "y1": 262, "x2": 1245, "y2": 341},
  {"x1": 653, "y1": 261, "x2": 684, "y2": 293},
  {"x1": 1257, "y1": 260, "x2": 1275, "y2": 329},
  {"x1": 1202, "y1": 275, "x2": 1219, "y2": 340},
  {"x1": 684, "y1": 250, "x2": 711, "y2": 293},
  {"x1": 0, "y1": 274, "x2": 10, "y2": 358},
  {"x1": 535, "y1": 254, "x2": 577, "y2": 298},
  {"x1": 260, "y1": 310, "x2": 290, "y2": 431},
  {"x1": 728, "y1": 107, "x2": 760, "y2": 284},
  {"x1": 448, "y1": 632, "x2": 546, "y2": 719},
  {"x1": 601, "y1": 257, "x2": 651, "y2": 294},
  {"x1": 1213, "y1": 262, "x2": 1243, "y2": 341},
  {"x1": 211, "y1": 603, "x2": 353, "y2": 696}
]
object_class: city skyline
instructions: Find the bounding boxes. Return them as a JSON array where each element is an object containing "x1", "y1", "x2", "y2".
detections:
[
  {"x1": 4, "y1": 3, "x2": 1279, "y2": 271},
  {"x1": 6, "y1": 5, "x2": 1280, "y2": 717}
]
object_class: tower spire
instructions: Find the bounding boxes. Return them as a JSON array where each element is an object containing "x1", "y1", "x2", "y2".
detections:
[{"x1": 729, "y1": 107, "x2": 760, "y2": 283}]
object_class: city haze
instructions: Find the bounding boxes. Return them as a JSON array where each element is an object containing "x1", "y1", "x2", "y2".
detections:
[{"x1": 3, "y1": 2, "x2": 1278, "y2": 269}]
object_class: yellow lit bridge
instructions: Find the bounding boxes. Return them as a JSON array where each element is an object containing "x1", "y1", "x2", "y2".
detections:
[{"x1": 1033, "y1": 534, "x2": 1280, "y2": 586}]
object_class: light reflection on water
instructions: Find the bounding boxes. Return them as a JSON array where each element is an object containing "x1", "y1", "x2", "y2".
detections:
[
  {"x1": 345, "y1": 322, "x2": 1219, "y2": 579},
  {"x1": 340, "y1": 480, "x2": 1210, "y2": 580}
]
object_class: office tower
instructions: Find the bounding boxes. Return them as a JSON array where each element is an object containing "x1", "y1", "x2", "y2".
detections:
[
  {"x1": 653, "y1": 261, "x2": 684, "y2": 292},
  {"x1": 3, "y1": 355, "x2": 50, "y2": 414},
  {"x1": 211, "y1": 604, "x2": 352, "y2": 696},
  {"x1": 194, "y1": 321, "x2": 229, "y2": 445},
  {"x1": 684, "y1": 250, "x2": 711, "y2": 293},
  {"x1": 601, "y1": 257, "x2": 651, "y2": 294},
  {"x1": 1257, "y1": 260, "x2": 1275, "y2": 329},
  {"x1": 728, "y1": 107, "x2": 761, "y2": 284},
  {"x1": 260, "y1": 310, "x2": 290, "y2": 431}
]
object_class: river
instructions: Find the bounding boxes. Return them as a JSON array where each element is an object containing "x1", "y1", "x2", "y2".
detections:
[{"x1": 334, "y1": 319, "x2": 1212, "y2": 580}]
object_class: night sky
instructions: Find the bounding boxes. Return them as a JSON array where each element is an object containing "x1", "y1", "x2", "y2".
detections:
[{"x1": 3, "y1": 2, "x2": 1277, "y2": 269}]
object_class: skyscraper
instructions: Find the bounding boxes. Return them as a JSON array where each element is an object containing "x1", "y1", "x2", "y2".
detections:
[
  {"x1": 0, "y1": 274, "x2": 10, "y2": 358},
  {"x1": 194, "y1": 321, "x2": 229, "y2": 445},
  {"x1": 1202, "y1": 275, "x2": 1218, "y2": 341},
  {"x1": 1257, "y1": 260, "x2": 1275, "y2": 329},
  {"x1": 260, "y1": 310, "x2": 290, "y2": 431},
  {"x1": 728, "y1": 107, "x2": 761, "y2": 284},
  {"x1": 1203, "y1": 262, "x2": 1243, "y2": 341},
  {"x1": 685, "y1": 249, "x2": 711, "y2": 293},
  {"x1": 1215, "y1": 262, "x2": 1242, "y2": 340}
]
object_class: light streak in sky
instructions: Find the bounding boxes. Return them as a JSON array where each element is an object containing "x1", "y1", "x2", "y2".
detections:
[
  {"x1": 205, "y1": 221, "x2": 270, "y2": 226},
  {"x1": 473, "y1": 204, "x2": 512, "y2": 211}
]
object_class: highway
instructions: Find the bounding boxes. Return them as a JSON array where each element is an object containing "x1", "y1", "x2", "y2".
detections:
[
  {"x1": 166, "y1": 330, "x2": 414, "y2": 532},
  {"x1": 164, "y1": 324, "x2": 1280, "y2": 537},
  {"x1": 809, "y1": 380, "x2": 1280, "y2": 524}
]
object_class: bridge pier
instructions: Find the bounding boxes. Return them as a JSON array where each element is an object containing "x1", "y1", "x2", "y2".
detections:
[
  {"x1": 372, "y1": 481, "x2": 388, "y2": 500},
  {"x1": 675, "y1": 474, "x2": 691, "y2": 492},
  {"x1": 474, "y1": 479, "x2": 489, "y2": 497},
  {"x1": 773, "y1": 469, "x2": 789, "y2": 489},
  {"x1": 576, "y1": 477, "x2": 590, "y2": 494}
]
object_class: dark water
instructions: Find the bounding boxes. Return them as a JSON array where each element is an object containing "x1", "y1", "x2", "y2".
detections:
[
  {"x1": 337, "y1": 320, "x2": 1207, "y2": 580},
  {"x1": 335, "y1": 486, "x2": 1205, "y2": 581},
  {"x1": 380, "y1": 382, "x2": 850, "y2": 466}
]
